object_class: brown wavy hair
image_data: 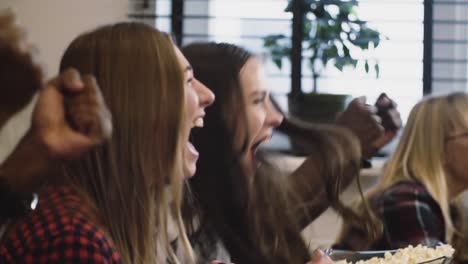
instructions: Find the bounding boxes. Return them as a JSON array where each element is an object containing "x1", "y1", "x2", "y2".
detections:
[{"x1": 182, "y1": 42, "x2": 368, "y2": 263}]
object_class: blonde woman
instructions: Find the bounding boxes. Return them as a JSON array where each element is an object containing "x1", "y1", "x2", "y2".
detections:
[
  {"x1": 336, "y1": 92, "x2": 468, "y2": 261},
  {"x1": 0, "y1": 22, "x2": 214, "y2": 263}
]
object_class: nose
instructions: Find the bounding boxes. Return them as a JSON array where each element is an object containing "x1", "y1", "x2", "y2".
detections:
[
  {"x1": 266, "y1": 98, "x2": 284, "y2": 128},
  {"x1": 194, "y1": 78, "x2": 215, "y2": 108}
]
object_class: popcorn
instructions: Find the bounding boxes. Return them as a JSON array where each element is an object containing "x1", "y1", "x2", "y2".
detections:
[{"x1": 335, "y1": 244, "x2": 455, "y2": 264}]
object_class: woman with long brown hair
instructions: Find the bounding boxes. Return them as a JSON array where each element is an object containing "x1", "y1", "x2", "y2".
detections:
[
  {"x1": 182, "y1": 42, "x2": 386, "y2": 264},
  {"x1": 0, "y1": 22, "x2": 214, "y2": 263}
]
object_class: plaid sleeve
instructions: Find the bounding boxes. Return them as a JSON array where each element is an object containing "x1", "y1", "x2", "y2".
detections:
[
  {"x1": 376, "y1": 183, "x2": 445, "y2": 249},
  {"x1": 1, "y1": 217, "x2": 121, "y2": 263},
  {"x1": 0, "y1": 187, "x2": 122, "y2": 263}
]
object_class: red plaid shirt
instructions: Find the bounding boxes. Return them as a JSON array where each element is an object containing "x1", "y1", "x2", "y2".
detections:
[
  {"x1": 0, "y1": 186, "x2": 121, "y2": 263},
  {"x1": 336, "y1": 181, "x2": 445, "y2": 250}
]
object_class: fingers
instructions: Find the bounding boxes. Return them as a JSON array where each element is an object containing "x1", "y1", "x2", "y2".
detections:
[
  {"x1": 350, "y1": 98, "x2": 378, "y2": 121},
  {"x1": 354, "y1": 96, "x2": 366, "y2": 105},
  {"x1": 375, "y1": 93, "x2": 391, "y2": 109},
  {"x1": 0, "y1": 9, "x2": 22, "y2": 47},
  {"x1": 339, "y1": 97, "x2": 384, "y2": 139},
  {"x1": 338, "y1": 94, "x2": 400, "y2": 158},
  {"x1": 49, "y1": 131, "x2": 96, "y2": 160},
  {"x1": 384, "y1": 108, "x2": 402, "y2": 131},
  {"x1": 0, "y1": 8, "x2": 15, "y2": 25},
  {"x1": 312, "y1": 249, "x2": 325, "y2": 260},
  {"x1": 0, "y1": 49, "x2": 43, "y2": 112},
  {"x1": 347, "y1": 96, "x2": 366, "y2": 112},
  {"x1": 365, "y1": 104, "x2": 378, "y2": 115},
  {"x1": 375, "y1": 93, "x2": 402, "y2": 131},
  {"x1": 376, "y1": 93, "x2": 398, "y2": 109},
  {"x1": 0, "y1": 10, "x2": 34, "y2": 55},
  {"x1": 0, "y1": 10, "x2": 43, "y2": 116},
  {"x1": 33, "y1": 71, "x2": 112, "y2": 159},
  {"x1": 307, "y1": 249, "x2": 334, "y2": 264},
  {"x1": 83, "y1": 74, "x2": 112, "y2": 140},
  {"x1": 371, "y1": 130, "x2": 397, "y2": 151},
  {"x1": 65, "y1": 74, "x2": 112, "y2": 145},
  {"x1": 337, "y1": 96, "x2": 388, "y2": 158},
  {"x1": 61, "y1": 68, "x2": 85, "y2": 92},
  {"x1": 47, "y1": 67, "x2": 84, "y2": 92}
]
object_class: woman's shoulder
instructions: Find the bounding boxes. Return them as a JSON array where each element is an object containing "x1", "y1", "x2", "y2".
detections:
[
  {"x1": 373, "y1": 180, "x2": 442, "y2": 218},
  {"x1": 371, "y1": 181, "x2": 446, "y2": 249},
  {"x1": 376, "y1": 181, "x2": 434, "y2": 203},
  {"x1": 0, "y1": 186, "x2": 121, "y2": 263}
]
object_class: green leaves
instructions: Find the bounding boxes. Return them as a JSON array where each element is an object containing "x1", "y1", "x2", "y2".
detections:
[
  {"x1": 263, "y1": 34, "x2": 286, "y2": 48},
  {"x1": 264, "y1": 0, "x2": 384, "y2": 84},
  {"x1": 334, "y1": 57, "x2": 357, "y2": 72},
  {"x1": 321, "y1": 44, "x2": 338, "y2": 65},
  {"x1": 262, "y1": 34, "x2": 290, "y2": 69}
]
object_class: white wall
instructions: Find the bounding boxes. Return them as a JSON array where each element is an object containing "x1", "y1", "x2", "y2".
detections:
[
  {"x1": 0, "y1": 0, "x2": 129, "y2": 161},
  {"x1": 1, "y1": 0, "x2": 129, "y2": 78}
]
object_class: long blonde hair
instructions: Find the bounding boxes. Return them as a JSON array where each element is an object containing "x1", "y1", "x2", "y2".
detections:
[
  {"x1": 349, "y1": 92, "x2": 468, "y2": 246},
  {"x1": 59, "y1": 22, "x2": 194, "y2": 263}
]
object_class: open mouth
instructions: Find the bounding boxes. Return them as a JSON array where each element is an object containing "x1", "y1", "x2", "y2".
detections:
[
  {"x1": 249, "y1": 133, "x2": 271, "y2": 169},
  {"x1": 187, "y1": 116, "x2": 205, "y2": 157},
  {"x1": 250, "y1": 136, "x2": 270, "y2": 169}
]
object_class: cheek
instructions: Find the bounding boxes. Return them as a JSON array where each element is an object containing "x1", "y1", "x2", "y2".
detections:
[
  {"x1": 457, "y1": 146, "x2": 468, "y2": 169},
  {"x1": 447, "y1": 143, "x2": 468, "y2": 178},
  {"x1": 185, "y1": 87, "x2": 197, "y2": 115},
  {"x1": 246, "y1": 108, "x2": 264, "y2": 141}
]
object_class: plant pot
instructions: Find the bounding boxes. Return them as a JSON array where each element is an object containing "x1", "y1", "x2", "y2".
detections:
[
  {"x1": 288, "y1": 93, "x2": 350, "y2": 124},
  {"x1": 287, "y1": 93, "x2": 351, "y2": 155}
]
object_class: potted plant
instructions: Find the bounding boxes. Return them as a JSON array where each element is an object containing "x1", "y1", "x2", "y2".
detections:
[{"x1": 264, "y1": 0, "x2": 384, "y2": 123}]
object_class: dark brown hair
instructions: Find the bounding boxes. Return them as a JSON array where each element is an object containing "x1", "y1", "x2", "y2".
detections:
[{"x1": 182, "y1": 42, "x2": 366, "y2": 263}]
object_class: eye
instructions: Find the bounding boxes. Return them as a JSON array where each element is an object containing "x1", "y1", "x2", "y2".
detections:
[
  {"x1": 253, "y1": 92, "x2": 267, "y2": 104},
  {"x1": 187, "y1": 77, "x2": 194, "y2": 85}
]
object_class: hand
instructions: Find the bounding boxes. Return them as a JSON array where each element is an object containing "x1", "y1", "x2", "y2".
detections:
[
  {"x1": 0, "y1": 9, "x2": 43, "y2": 124},
  {"x1": 373, "y1": 93, "x2": 402, "y2": 151},
  {"x1": 31, "y1": 68, "x2": 112, "y2": 160},
  {"x1": 375, "y1": 93, "x2": 401, "y2": 131},
  {"x1": 336, "y1": 96, "x2": 384, "y2": 159},
  {"x1": 306, "y1": 249, "x2": 334, "y2": 264}
]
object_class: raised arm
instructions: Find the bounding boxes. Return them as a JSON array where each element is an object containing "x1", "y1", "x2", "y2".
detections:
[
  {"x1": 0, "y1": 10, "x2": 111, "y2": 220},
  {"x1": 276, "y1": 117, "x2": 361, "y2": 228}
]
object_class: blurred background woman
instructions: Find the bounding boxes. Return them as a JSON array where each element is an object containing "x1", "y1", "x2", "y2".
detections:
[{"x1": 336, "y1": 92, "x2": 468, "y2": 263}]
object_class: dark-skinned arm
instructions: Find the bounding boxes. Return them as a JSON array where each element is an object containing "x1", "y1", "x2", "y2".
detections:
[
  {"x1": 0, "y1": 70, "x2": 111, "y2": 196},
  {"x1": 272, "y1": 95, "x2": 400, "y2": 228},
  {"x1": 276, "y1": 117, "x2": 361, "y2": 228},
  {"x1": 0, "y1": 10, "x2": 111, "y2": 221}
]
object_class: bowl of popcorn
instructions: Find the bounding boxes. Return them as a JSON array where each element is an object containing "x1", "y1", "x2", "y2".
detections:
[{"x1": 333, "y1": 244, "x2": 454, "y2": 264}]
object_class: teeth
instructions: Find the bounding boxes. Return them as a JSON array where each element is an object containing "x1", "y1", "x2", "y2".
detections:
[{"x1": 193, "y1": 117, "x2": 204, "y2": 128}]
